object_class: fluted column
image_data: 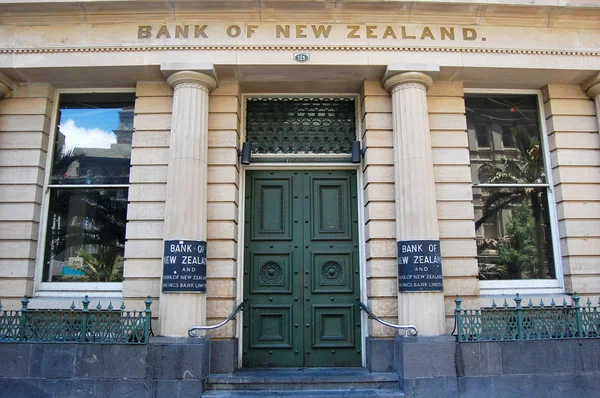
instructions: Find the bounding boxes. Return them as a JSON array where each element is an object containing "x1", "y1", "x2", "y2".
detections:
[
  {"x1": 159, "y1": 71, "x2": 217, "y2": 336},
  {"x1": 384, "y1": 72, "x2": 445, "y2": 336}
]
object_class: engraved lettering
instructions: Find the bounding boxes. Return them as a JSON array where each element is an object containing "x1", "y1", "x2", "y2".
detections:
[
  {"x1": 138, "y1": 25, "x2": 152, "y2": 39},
  {"x1": 420, "y1": 27, "x2": 435, "y2": 40},
  {"x1": 366, "y1": 25, "x2": 377, "y2": 39},
  {"x1": 401, "y1": 26, "x2": 416, "y2": 39},
  {"x1": 382, "y1": 26, "x2": 397, "y2": 39},
  {"x1": 311, "y1": 24, "x2": 332, "y2": 38},
  {"x1": 175, "y1": 25, "x2": 189, "y2": 39},
  {"x1": 226, "y1": 24, "x2": 241, "y2": 38},
  {"x1": 440, "y1": 27, "x2": 455, "y2": 40},
  {"x1": 347, "y1": 25, "x2": 361, "y2": 39},
  {"x1": 462, "y1": 28, "x2": 477, "y2": 41},
  {"x1": 276, "y1": 24, "x2": 290, "y2": 38},
  {"x1": 195, "y1": 25, "x2": 208, "y2": 38},
  {"x1": 246, "y1": 24, "x2": 258, "y2": 38},
  {"x1": 156, "y1": 25, "x2": 171, "y2": 39},
  {"x1": 296, "y1": 24, "x2": 307, "y2": 38}
]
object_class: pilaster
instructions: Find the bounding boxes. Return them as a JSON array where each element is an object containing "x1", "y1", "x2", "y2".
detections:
[
  {"x1": 159, "y1": 70, "x2": 217, "y2": 336},
  {"x1": 384, "y1": 70, "x2": 445, "y2": 336}
]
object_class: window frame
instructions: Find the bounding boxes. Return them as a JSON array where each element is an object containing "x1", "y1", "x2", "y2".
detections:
[
  {"x1": 465, "y1": 88, "x2": 564, "y2": 295},
  {"x1": 35, "y1": 88, "x2": 136, "y2": 297}
]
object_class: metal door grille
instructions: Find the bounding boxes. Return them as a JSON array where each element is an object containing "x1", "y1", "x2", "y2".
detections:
[{"x1": 246, "y1": 98, "x2": 356, "y2": 156}]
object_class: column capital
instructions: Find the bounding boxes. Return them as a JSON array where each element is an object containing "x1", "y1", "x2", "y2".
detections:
[
  {"x1": 167, "y1": 71, "x2": 217, "y2": 92},
  {"x1": 582, "y1": 72, "x2": 600, "y2": 99},
  {"x1": 0, "y1": 73, "x2": 13, "y2": 99},
  {"x1": 383, "y1": 71, "x2": 434, "y2": 93}
]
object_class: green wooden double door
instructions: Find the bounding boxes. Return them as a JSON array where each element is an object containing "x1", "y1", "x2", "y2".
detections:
[{"x1": 242, "y1": 170, "x2": 362, "y2": 368}]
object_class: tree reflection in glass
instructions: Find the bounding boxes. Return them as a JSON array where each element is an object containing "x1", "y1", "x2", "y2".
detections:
[{"x1": 467, "y1": 95, "x2": 554, "y2": 281}]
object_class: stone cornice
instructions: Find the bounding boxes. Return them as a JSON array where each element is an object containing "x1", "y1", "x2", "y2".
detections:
[
  {"x1": 1, "y1": 1, "x2": 599, "y2": 28},
  {"x1": 1, "y1": 45, "x2": 598, "y2": 57}
]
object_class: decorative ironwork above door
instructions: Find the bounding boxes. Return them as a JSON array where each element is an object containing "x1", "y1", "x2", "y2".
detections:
[{"x1": 246, "y1": 98, "x2": 356, "y2": 159}]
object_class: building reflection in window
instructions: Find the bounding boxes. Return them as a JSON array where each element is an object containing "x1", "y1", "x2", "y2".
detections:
[{"x1": 43, "y1": 93, "x2": 134, "y2": 283}]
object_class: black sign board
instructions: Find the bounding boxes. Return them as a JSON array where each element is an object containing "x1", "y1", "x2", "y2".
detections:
[
  {"x1": 397, "y1": 240, "x2": 443, "y2": 292},
  {"x1": 162, "y1": 240, "x2": 207, "y2": 293}
]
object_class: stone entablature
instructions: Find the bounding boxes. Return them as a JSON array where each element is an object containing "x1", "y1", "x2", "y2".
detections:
[{"x1": 1, "y1": 22, "x2": 598, "y2": 54}]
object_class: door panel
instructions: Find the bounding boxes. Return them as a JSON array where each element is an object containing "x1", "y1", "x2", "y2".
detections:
[
  {"x1": 251, "y1": 178, "x2": 293, "y2": 241},
  {"x1": 243, "y1": 170, "x2": 360, "y2": 368},
  {"x1": 311, "y1": 177, "x2": 352, "y2": 241}
]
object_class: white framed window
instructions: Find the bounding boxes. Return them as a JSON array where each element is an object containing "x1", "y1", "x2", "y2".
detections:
[
  {"x1": 465, "y1": 89, "x2": 563, "y2": 294},
  {"x1": 36, "y1": 90, "x2": 135, "y2": 295}
]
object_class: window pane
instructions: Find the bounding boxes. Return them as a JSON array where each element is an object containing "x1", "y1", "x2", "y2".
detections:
[
  {"x1": 473, "y1": 186, "x2": 555, "y2": 281},
  {"x1": 466, "y1": 95, "x2": 546, "y2": 185},
  {"x1": 43, "y1": 188, "x2": 127, "y2": 282},
  {"x1": 475, "y1": 124, "x2": 490, "y2": 148},
  {"x1": 51, "y1": 93, "x2": 135, "y2": 185}
]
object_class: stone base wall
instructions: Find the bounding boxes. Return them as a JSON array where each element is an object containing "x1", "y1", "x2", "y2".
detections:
[
  {"x1": 209, "y1": 338, "x2": 238, "y2": 374},
  {"x1": 394, "y1": 335, "x2": 600, "y2": 398},
  {"x1": 0, "y1": 336, "x2": 209, "y2": 398}
]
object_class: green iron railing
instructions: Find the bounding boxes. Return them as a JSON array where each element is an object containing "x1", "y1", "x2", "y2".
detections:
[
  {"x1": 0, "y1": 295, "x2": 152, "y2": 344},
  {"x1": 454, "y1": 293, "x2": 600, "y2": 342}
]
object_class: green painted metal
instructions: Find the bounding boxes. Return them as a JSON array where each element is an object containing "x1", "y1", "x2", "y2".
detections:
[
  {"x1": 242, "y1": 170, "x2": 361, "y2": 367},
  {"x1": 246, "y1": 98, "x2": 356, "y2": 155},
  {"x1": 0, "y1": 296, "x2": 152, "y2": 344},
  {"x1": 454, "y1": 293, "x2": 600, "y2": 342}
]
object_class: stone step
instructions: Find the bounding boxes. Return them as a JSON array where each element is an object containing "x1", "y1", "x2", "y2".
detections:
[
  {"x1": 202, "y1": 389, "x2": 404, "y2": 397},
  {"x1": 205, "y1": 367, "x2": 401, "y2": 392}
]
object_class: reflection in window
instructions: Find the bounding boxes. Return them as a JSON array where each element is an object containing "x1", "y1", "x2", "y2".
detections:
[
  {"x1": 43, "y1": 93, "x2": 134, "y2": 283},
  {"x1": 466, "y1": 94, "x2": 555, "y2": 281},
  {"x1": 475, "y1": 124, "x2": 491, "y2": 148}
]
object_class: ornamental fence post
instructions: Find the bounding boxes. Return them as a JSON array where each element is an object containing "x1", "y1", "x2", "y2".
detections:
[
  {"x1": 454, "y1": 295, "x2": 463, "y2": 342},
  {"x1": 144, "y1": 296, "x2": 152, "y2": 342},
  {"x1": 19, "y1": 296, "x2": 29, "y2": 342},
  {"x1": 514, "y1": 293, "x2": 523, "y2": 340},
  {"x1": 80, "y1": 295, "x2": 90, "y2": 343},
  {"x1": 573, "y1": 293, "x2": 582, "y2": 338}
]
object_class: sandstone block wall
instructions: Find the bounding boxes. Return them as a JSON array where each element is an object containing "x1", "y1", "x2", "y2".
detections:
[
  {"x1": 205, "y1": 82, "x2": 241, "y2": 339},
  {"x1": 0, "y1": 84, "x2": 54, "y2": 308},
  {"x1": 543, "y1": 84, "x2": 600, "y2": 298},
  {"x1": 361, "y1": 81, "x2": 397, "y2": 338},
  {"x1": 125, "y1": 82, "x2": 173, "y2": 329}
]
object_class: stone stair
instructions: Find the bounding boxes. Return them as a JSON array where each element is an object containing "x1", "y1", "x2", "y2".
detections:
[{"x1": 202, "y1": 367, "x2": 403, "y2": 397}]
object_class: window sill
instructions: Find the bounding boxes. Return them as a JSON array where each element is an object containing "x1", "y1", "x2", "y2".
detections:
[
  {"x1": 479, "y1": 278, "x2": 565, "y2": 298},
  {"x1": 36, "y1": 282, "x2": 123, "y2": 298}
]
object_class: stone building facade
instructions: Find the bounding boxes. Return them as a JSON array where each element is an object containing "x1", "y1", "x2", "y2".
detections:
[{"x1": 0, "y1": 0, "x2": 599, "y2": 396}]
